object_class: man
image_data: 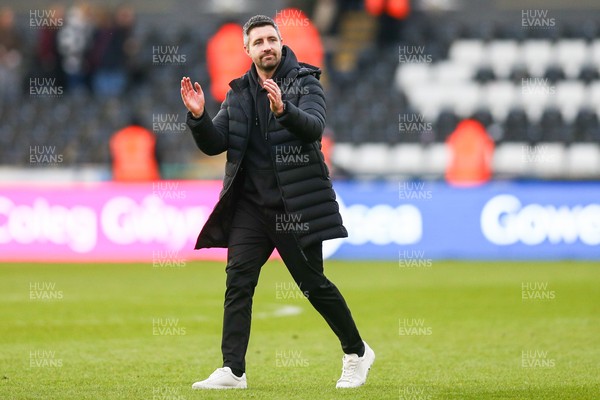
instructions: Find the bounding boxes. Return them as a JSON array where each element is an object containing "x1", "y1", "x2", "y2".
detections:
[{"x1": 180, "y1": 15, "x2": 374, "y2": 390}]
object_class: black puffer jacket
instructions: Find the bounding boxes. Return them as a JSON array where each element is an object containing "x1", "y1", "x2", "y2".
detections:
[{"x1": 187, "y1": 46, "x2": 348, "y2": 250}]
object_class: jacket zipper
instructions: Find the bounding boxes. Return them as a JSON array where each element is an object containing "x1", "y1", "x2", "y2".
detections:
[{"x1": 265, "y1": 112, "x2": 272, "y2": 140}]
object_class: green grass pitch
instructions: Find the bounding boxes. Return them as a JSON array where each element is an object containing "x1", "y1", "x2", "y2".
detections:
[{"x1": 1, "y1": 260, "x2": 599, "y2": 399}]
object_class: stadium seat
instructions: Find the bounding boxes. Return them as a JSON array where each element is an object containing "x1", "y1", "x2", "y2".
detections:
[
  {"x1": 437, "y1": 82, "x2": 460, "y2": 113},
  {"x1": 422, "y1": 143, "x2": 449, "y2": 175},
  {"x1": 488, "y1": 40, "x2": 520, "y2": 79},
  {"x1": 492, "y1": 142, "x2": 530, "y2": 176},
  {"x1": 555, "y1": 39, "x2": 588, "y2": 79},
  {"x1": 395, "y1": 63, "x2": 431, "y2": 91},
  {"x1": 572, "y1": 108, "x2": 600, "y2": 142},
  {"x1": 451, "y1": 83, "x2": 481, "y2": 117},
  {"x1": 530, "y1": 143, "x2": 567, "y2": 178},
  {"x1": 474, "y1": 65, "x2": 496, "y2": 83},
  {"x1": 435, "y1": 110, "x2": 459, "y2": 142},
  {"x1": 389, "y1": 143, "x2": 425, "y2": 175},
  {"x1": 539, "y1": 108, "x2": 568, "y2": 142},
  {"x1": 588, "y1": 81, "x2": 600, "y2": 115},
  {"x1": 521, "y1": 40, "x2": 553, "y2": 77},
  {"x1": 590, "y1": 39, "x2": 600, "y2": 68},
  {"x1": 553, "y1": 81, "x2": 586, "y2": 124},
  {"x1": 508, "y1": 64, "x2": 531, "y2": 84},
  {"x1": 331, "y1": 143, "x2": 357, "y2": 171},
  {"x1": 448, "y1": 39, "x2": 486, "y2": 66},
  {"x1": 471, "y1": 108, "x2": 494, "y2": 128},
  {"x1": 484, "y1": 81, "x2": 520, "y2": 122},
  {"x1": 565, "y1": 143, "x2": 600, "y2": 178},
  {"x1": 521, "y1": 83, "x2": 551, "y2": 123},
  {"x1": 543, "y1": 64, "x2": 566, "y2": 83},
  {"x1": 578, "y1": 64, "x2": 600, "y2": 84},
  {"x1": 407, "y1": 83, "x2": 443, "y2": 122},
  {"x1": 354, "y1": 143, "x2": 390, "y2": 175},
  {"x1": 434, "y1": 61, "x2": 474, "y2": 83},
  {"x1": 503, "y1": 109, "x2": 530, "y2": 142}
]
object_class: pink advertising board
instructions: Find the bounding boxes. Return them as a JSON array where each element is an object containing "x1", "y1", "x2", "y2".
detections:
[{"x1": 0, "y1": 181, "x2": 232, "y2": 262}]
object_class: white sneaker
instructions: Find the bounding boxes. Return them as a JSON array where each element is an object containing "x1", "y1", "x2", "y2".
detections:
[
  {"x1": 191, "y1": 367, "x2": 247, "y2": 389},
  {"x1": 336, "y1": 341, "x2": 375, "y2": 388}
]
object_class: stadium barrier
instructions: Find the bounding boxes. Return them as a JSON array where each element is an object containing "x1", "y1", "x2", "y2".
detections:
[{"x1": 0, "y1": 181, "x2": 598, "y2": 262}]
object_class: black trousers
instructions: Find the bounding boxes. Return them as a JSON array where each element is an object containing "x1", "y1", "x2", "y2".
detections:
[{"x1": 221, "y1": 198, "x2": 364, "y2": 372}]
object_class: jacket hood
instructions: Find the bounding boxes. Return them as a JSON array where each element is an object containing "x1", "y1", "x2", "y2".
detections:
[{"x1": 278, "y1": 45, "x2": 322, "y2": 80}]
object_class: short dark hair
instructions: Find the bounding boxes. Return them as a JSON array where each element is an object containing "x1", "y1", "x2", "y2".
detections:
[{"x1": 243, "y1": 15, "x2": 281, "y2": 46}]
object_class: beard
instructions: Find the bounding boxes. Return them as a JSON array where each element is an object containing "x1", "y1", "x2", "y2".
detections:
[{"x1": 257, "y1": 53, "x2": 279, "y2": 72}]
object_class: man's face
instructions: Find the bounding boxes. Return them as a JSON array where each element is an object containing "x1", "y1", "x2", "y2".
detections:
[{"x1": 244, "y1": 25, "x2": 282, "y2": 73}]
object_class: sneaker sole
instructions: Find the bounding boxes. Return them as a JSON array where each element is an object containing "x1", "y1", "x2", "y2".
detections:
[{"x1": 192, "y1": 384, "x2": 247, "y2": 390}]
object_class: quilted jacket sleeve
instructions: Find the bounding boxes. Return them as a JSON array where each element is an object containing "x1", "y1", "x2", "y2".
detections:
[
  {"x1": 186, "y1": 92, "x2": 230, "y2": 156},
  {"x1": 275, "y1": 74, "x2": 326, "y2": 143}
]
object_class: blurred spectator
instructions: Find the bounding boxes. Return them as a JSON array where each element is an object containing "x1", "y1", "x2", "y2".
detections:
[
  {"x1": 0, "y1": 7, "x2": 23, "y2": 101},
  {"x1": 206, "y1": 22, "x2": 250, "y2": 102},
  {"x1": 312, "y1": 0, "x2": 339, "y2": 35},
  {"x1": 36, "y1": 3, "x2": 66, "y2": 89},
  {"x1": 365, "y1": 0, "x2": 410, "y2": 44},
  {"x1": 274, "y1": 8, "x2": 324, "y2": 67},
  {"x1": 445, "y1": 119, "x2": 494, "y2": 186},
  {"x1": 57, "y1": 3, "x2": 95, "y2": 92},
  {"x1": 324, "y1": 0, "x2": 363, "y2": 37},
  {"x1": 90, "y1": 5, "x2": 136, "y2": 97},
  {"x1": 110, "y1": 121, "x2": 160, "y2": 182}
]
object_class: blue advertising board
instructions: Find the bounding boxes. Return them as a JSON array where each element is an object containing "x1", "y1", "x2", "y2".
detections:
[{"x1": 324, "y1": 181, "x2": 600, "y2": 260}]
